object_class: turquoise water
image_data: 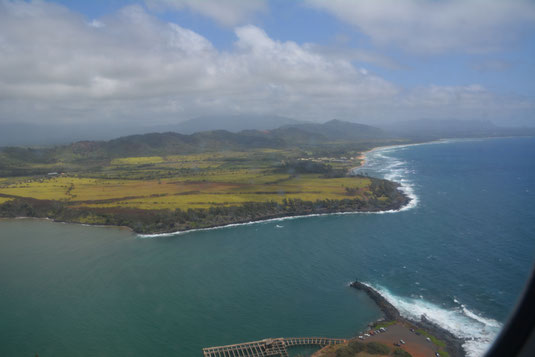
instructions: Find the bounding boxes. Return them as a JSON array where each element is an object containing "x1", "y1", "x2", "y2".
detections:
[{"x1": 1, "y1": 137, "x2": 534, "y2": 357}]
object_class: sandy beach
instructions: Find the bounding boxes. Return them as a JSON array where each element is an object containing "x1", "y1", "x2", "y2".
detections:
[{"x1": 355, "y1": 139, "x2": 451, "y2": 170}]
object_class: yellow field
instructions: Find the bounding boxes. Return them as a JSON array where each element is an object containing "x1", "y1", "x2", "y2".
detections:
[
  {"x1": 111, "y1": 156, "x2": 165, "y2": 165},
  {"x1": 0, "y1": 173, "x2": 370, "y2": 211},
  {"x1": 0, "y1": 197, "x2": 12, "y2": 204},
  {"x1": 110, "y1": 151, "x2": 256, "y2": 166},
  {"x1": 0, "y1": 176, "x2": 77, "y2": 200},
  {"x1": 0, "y1": 150, "x2": 371, "y2": 212}
]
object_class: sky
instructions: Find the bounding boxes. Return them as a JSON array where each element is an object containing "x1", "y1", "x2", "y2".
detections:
[{"x1": 1, "y1": 0, "x2": 535, "y2": 133}]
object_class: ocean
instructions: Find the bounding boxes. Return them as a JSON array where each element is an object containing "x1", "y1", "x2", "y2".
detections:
[{"x1": 1, "y1": 136, "x2": 534, "y2": 357}]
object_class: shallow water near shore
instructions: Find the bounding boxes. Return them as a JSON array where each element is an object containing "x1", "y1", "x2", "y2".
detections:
[{"x1": 1, "y1": 137, "x2": 534, "y2": 357}]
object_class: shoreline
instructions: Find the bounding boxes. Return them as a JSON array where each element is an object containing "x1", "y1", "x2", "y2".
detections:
[
  {"x1": 2, "y1": 137, "x2": 471, "y2": 235},
  {"x1": 1, "y1": 216, "x2": 135, "y2": 232},
  {"x1": 354, "y1": 138, "x2": 455, "y2": 170},
  {"x1": 137, "y1": 200, "x2": 411, "y2": 238},
  {"x1": 0, "y1": 192, "x2": 411, "y2": 237},
  {"x1": 354, "y1": 136, "x2": 522, "y2": 169},
  {"x1": 2, "y1": 152, "x2": 412, "y2": 235},
  {"x1": 351, "y1": 281, "x2": 466, "y2": 357},
  {"x1": 0, "y1": 137, "x2": 477, "y2": 236}
]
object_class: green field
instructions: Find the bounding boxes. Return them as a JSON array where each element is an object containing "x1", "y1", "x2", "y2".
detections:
[
  {"x1": 0, "y1": 148, "x2": 407, "y2": 233},
  {"x1": 0, "y1": 149, "x2": 372, "y2": 209}
]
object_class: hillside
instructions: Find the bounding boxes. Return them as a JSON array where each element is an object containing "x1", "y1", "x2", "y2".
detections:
[
  {"x1": 170, "y1": 114, "x2": 306, "y2": 134},
  {"x1": 95, "y1": 120, "x2": 392, "y2": 157},
  {"x1": 0, "y1": 118, "x2": 416, "y2": 233},
  {"x1": 281, "y1": 119, "x2": 390, "y2": 141},
  {"x1": 0, "y1": 120, "x2": 399, "y2": 176}
]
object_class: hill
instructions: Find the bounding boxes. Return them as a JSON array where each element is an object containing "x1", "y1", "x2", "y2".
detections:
[
  {"x1": 0, "y1": 115, "x2": 304, "y2": 146},
  {"x1": 281, "y1": 119, "x2": 390, "y2": 141},
  {"x1": 169, "y1": 114, "x2": 306, "y2": 134},
  {"x1": 68, "y1": 120, "x2": 393, "y2": 157},
  {"x1": 0, "y1": 119, "x2": 410, "y2": 234},
  {"x1": 0, "y1": 120, "x2": 391, "y2": 166}
]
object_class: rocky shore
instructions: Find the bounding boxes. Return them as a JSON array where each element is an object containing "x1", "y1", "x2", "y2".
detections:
[
  {"x1": 0, "y1": 178, "x2": 410, "y2": 234},
  {"x1": 351, "y1": 281, "x2": 466, "y2": 357}
]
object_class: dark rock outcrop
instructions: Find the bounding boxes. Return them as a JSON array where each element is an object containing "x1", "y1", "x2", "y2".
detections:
[{"x1": 350, "y1": 281, "x2": 465, "y2": 357}]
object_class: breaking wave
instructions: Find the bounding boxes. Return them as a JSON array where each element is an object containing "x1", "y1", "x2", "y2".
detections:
[
  {"x1": 354, "y1": 145, "x2": 421, "y2": 211},
  {"x1": 364, "y1": 282, "x2": 502, "y2": 357},
  {"x1": 139, "y1": 145, "x2": 426, "y2": 238},
  {"x1": 138, "y1": 206, "x2": 406, "y2": 238}
]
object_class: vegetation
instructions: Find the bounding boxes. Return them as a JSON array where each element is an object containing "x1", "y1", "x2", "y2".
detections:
[
  {"x1": 372, "y1": 321, "x2": 397, "y2": 329},
  {"x1": 0, "y1": 124, "x2": 410, "y2": 233},
  {"x1": 365, "y1": 342, "x2": 391, "y2": 355},
  {"x1": 415, "y1": 329, "x2": 447, "y2": 348},
  {"x1": 0, "y1": 179, "x2": 406, "y2": 233},
  {"x1": 0, "y1": 197, "x2": 12, "y2": 204},
  {"x1": 437, "y1": 350, "x2": 450, "y2": 357},
  {"x1": 392, "y1": 349, "x2": 412, "y2": 357}
]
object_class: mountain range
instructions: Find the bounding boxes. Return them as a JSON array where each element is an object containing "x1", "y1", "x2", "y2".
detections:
[
  {"x1": 1, "y1": 118, "x2": 534, "y2": 163},
  {"x1": 65, "y1": 119, "x2": 389, "y2": 158}
]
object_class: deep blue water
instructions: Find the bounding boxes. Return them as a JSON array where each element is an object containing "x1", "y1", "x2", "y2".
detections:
[
  {"x1": 1, "y1": 137, "x2": 534, "y2": 357},
  {"x1": 353, "y1": 137, "x2": 535, "y2": 355}
]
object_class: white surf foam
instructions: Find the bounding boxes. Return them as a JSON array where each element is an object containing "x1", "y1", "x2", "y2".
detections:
[
  {"x1": 355, "y1": 146, "x2": 420, "y2": 211},
  {"x1": 363, "y1": 282, "x2": 502, "y2": 357},
  {"x1": 140, "y1": 143, "x2": 437, "y2": 238},
  {"x1": 137, "y1": 206, "x2": 408, "y2": 238}
]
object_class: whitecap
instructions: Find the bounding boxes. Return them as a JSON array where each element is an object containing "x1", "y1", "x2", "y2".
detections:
[
  {"x1": 137, "y1": 196, "x2": 418, "y2": 238},
  {"x1": 354, "y1": 145, "x2": 421, "y2": 212},
  {"x1": 362, "y1": 282, "x2": 502, "y2": 357},
  {"x1": 141, "y1": 141, "x2": 456, "y2": 239}
]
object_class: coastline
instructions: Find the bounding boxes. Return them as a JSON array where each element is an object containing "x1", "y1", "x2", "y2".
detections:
[
  {"x1": 0, "y1": 190, "x2": 411, "y2": 238},
  {"x1": 136, "y1": 166, "x2": 412, "y2": 236},
  {"x1": 137, "y1": 199, "x2": 411, "y2": 238},
  {"x1": 0, "y1": 138, "x2": 459, "y2": 236},
  {"x1": 2, "y1": 138, "x2": 467, "y2": 236},
  {"x1": 0, "y1": 136, "x2": 522, "y2": 237},
  {"x1": 354, "y1": 136, "x2": 519, "y2": 167},
  {"x1": 3, "y1": 136, "x2": 522, "y2": 357},
  {"x1": 1, "y1": 175, "x2": 411, "y2": 236},
  {"x1": 354, "y1": 138, "x2": 455, "y2": 169},
  {"x1": 1, "y1": 216, "x2": 135, "y2": 233},
  {"x1": 351, "y1": 281, "x2": 466, "y2": 357}
]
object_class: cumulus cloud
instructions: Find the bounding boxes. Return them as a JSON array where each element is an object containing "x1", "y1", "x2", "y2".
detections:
[
  {"x1": 305, "y1": 0, "x2": 535, "y2": 54},
  {"x1": 0, "y1": 0, "x2": 532, "y2": 128},
  {"x1": 145, "y1": 0, "x2": 267, "y2": 26},
  {"x1": 303, "y1": 44, "x2": 404, "y2": 70}
]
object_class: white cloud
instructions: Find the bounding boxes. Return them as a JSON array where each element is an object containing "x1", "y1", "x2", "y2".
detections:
[
  {"x1": 303, "y1": 44, "x2": 404, "y2": 70},
  {"x1": 88, "y1": 19, "x2": 104, "y2": 28},
  {"x1": 305, "y1": 0, "x2": 535, "y2": 54},
  {"x1": 0, "y1": 0, "x2": 532, "y2": 128},
  {"x1": 145, "y1": 0, "x2": 267, "y2": 26}
]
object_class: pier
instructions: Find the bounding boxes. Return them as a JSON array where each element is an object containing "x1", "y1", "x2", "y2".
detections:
[{"x1": 202, "y1": 337, "x2": 346, "y2": 357}]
